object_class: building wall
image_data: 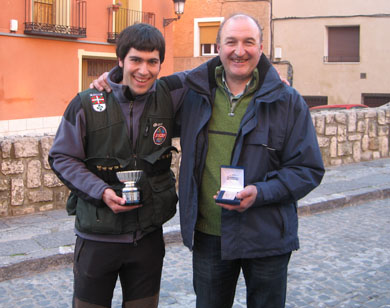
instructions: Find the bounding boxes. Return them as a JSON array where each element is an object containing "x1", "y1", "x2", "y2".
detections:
[
  {"x1": 0, "y1": 1, "x2": 174, "y2": 126},
  {"x1": 172, "y1": 0, "x2": 271, "y2": 71},
  {"x1": 272, "y1": 0, "x2": 390, "y2": 105}
]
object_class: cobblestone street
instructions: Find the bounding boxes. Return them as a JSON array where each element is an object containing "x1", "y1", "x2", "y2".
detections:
[{"x1": 1, "y1": 199, "x2": 389, "y2": 307}]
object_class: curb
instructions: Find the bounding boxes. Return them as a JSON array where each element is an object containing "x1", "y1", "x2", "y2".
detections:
[{"x1": 298, "y1": 186, "x2": 390, "y2": 216}]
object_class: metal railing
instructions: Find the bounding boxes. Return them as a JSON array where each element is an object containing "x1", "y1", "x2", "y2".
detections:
[
  {"x1": 24, "y1": 0, "x2": 87, "y2": 38},
  {"x1": 107, "y1": 5, "x2": 155, "y2": 43}
]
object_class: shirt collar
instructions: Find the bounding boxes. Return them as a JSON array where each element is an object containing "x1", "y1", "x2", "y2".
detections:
[{"x1": 216, "y1": 65, "x2": 259, "y2": 101}]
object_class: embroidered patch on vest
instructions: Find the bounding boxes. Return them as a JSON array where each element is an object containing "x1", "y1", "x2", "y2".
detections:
[
  {"x1": 153, "y1": 126, "x2": 167, "y2": 145},
  {"x1": 90, "y1": 93, "x2": 106, "y2": 112}
]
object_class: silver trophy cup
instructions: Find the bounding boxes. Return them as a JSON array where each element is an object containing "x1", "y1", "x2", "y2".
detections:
[{"x1": 116, "y1": 170, "x2": 143, "y2": 205}]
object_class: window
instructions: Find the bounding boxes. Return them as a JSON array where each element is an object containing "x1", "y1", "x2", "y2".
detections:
[
  {"x1": 362, "y1": 93, "x2": 390, "y2": 107},
  {"x1": 194, "y1": 18, "x2": 224, "y2": 57},
  {"x1": 325, "y1": 26, "x2": 359, "y2": 62},
  {"x1": 303, "y1": 96, "x2": 328, "y2": 108},
  {"x1": 202, "y1": 44, "x2": 218, "y2": 56},
  {"x1": 199, "y1": 22, "x2": 220, "y2": 56}
]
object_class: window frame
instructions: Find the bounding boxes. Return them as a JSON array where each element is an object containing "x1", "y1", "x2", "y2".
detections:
[
  {"x1": 324, "y1": 25, "x2": 360, "y2": 63},
  {"x1": 194, "y1": 17, "x2": 224, "y2": 57}
]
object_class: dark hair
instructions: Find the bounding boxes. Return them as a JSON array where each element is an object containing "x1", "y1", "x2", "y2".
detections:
[
  {"x1": 216, "y1": 14, "x2": 263, "y2": 45},
  {"x1": 116, "y1": 23, "x2": 165, "y2": 63}
]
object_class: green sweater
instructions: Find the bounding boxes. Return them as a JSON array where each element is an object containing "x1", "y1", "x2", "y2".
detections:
[{"x1": 196, "y1": 66, "x2": 259, "y2": 236}]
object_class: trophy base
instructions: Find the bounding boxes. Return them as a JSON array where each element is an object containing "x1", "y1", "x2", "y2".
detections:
[
  {"x1": 124, "y1": 200, "x2": 142, "y2": 206},
  {"x1": 122, "y1": 188, "x2": 141, "y2": 206}
]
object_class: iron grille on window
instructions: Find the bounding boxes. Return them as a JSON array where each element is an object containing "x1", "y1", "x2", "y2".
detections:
[
  {"x1": 303, "y1": 96, "x2": 328, "y2": 108},
  {"x1": 362, "y1": 93, "x2": 390, "y2": 107},
  {"x1": 107, "y1": 5, "x2": 155, "y2": 43},
  {"x1": 24, "y1": 0, "x2": 87, "y2": 38}
]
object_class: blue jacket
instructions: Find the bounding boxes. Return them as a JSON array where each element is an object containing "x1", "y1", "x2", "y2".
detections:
[{"x1": 177, "y1": 55, "x2": 325, "y2": 260}]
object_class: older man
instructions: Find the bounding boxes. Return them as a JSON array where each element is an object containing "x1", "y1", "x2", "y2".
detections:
[{"x1": 177, "y1": 14, "x2": 324, "y2": 308}]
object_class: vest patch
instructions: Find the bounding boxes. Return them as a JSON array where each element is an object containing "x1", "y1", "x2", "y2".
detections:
[
  {"x1": 90, "y1": 93, "x2": 106, "y2": 112},
  {"x1": 153, "y1": 126, "x2": 167, "y2": 145}
]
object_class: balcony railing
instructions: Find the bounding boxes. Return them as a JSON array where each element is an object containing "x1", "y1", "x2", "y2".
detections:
[
  {"x1": 24, "y1": 0, "x2": 87, "y2": 38},
  {"x1": 107, "y1": 5, "x2": 155, "y2": 43}
]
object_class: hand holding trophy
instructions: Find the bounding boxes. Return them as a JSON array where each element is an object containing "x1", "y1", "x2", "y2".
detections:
[{"x1": 116, "y1": 170, "x2": 143, "y2": 205}]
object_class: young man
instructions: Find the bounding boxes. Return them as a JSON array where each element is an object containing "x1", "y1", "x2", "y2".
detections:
[
  {"x1": 49, "y1": 23, "x2": 186, "y2": 308},
  {"x1": 93, "y1": 14, "x2": 324, "y2": 308}
]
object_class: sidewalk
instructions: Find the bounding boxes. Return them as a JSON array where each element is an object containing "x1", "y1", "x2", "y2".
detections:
[{"x1": 1, "y1": 158, "x2": 390, "y2": 281}]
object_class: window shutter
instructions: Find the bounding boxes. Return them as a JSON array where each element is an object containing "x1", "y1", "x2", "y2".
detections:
[
  {"x1": 328, "y1": 26, "x2": 359, "y2": 62},
  {"x1": 199, "y1": 22, "x2": 220, "y2": 45}
]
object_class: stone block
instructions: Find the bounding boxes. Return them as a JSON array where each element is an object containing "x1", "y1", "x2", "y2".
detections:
[
  {"x1": 0, "y1": 195, "x2": 9, "y2": 217},
  {"x1": 1, "y1": 160, "x2": 24, "y2": 175},
  {"x1": 43, "y1": 173, "x2": 63, "y2": 187},
  {"x1": 348, "y1": 134, "x2": 362, "y2": 141},
  {"x1": 40, "y1": 136, "x2": 54, "y2": 169},
  {"x1": 325, "y1": 125, "x2": 337, "y2": 136},
  {"x1": 55, "y1": 191, "x2": 68, "y2": 203},
  {"x1": 379, "y1": 136, "x2": 389, "y2": 157},
  {"x1": 0, "y1": 179, "x2": 9, "y2": 191},
  {"x1": 337, "y1": 124, "x2": 347, "y2": 142},
  {"x1": 368, "y1": 121, "x2": 377, "y2": 137},
  {"x1": 347, "y1": 112, "x2": 357, "y2": 132},
  {"x1": 369, "y1": 138, "x2": 379, "y2": 151},
  {"x1": 361, "y1": 151, "x2": 373, "y2": 161},
  {"x1": 325, "y1": 114, "x2": 335, "y2": 124},
  {"x1": 315, "y1": 115, "x2": 325, "y2": 135},
  {"x1": 378, "y1": 110, "x2": 386, "y2": 125},
  {"x1": 11, "y1": 178, "x2": 24, "y2": 206},
  {"x1": 364, "y1": 109, "x2": 378, "y2": 118},
  {"x1": 317, "y1": 136, "x2": 329, "y2": 148},
  {"x1": 28, "y1": 189, "x2": 53, "y2": 203},
  {"x1": 337, "y1": 142, "x2": 352, "y2": 156},
  {"x1": 335, "y1": 113, "x2": 347, "y2": 124},
  {"x1": 330, "y1": 137, "x2": 337, "y2": 158},
  {"x1": 14, "y1": 138, "x2": 39, "y2": 158},
  {"x1": 329, "y1": 159, "x2": 342, "y2": 166},
  {"x1": 362, "y1": 135, "x2": 369, "y2": 151},
  {"x1": 343, "y1": 156, "x2": 354, "y2": 164},
  {"x1": 352, "y1": 142, "x2": 361, "y2": 162},
  {"x1": 39, "y1": 203, "x2": 54, "y2": 212},
  {"x1": 27, "y1": 160, "x2": 42, "y2": 188},
  {"x1": 378, "y1": 126, "x2": 389, "y2": 136},
  {"x1": 1, "y1": 140, "x2": 12, "y2": 158},
  {"x1": 12, "y1": 207, "x2": 35, "y2": 216},
  {"x1": 356, "y1": 120, "x2": 366, "y2": 133}
]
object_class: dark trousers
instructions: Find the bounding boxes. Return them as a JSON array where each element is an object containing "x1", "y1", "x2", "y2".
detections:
[
  {"x1": 73, "y1": 228, "x2": 165, "y2": 308},
  {"x1": 193, "y1": 231, "x2": 291, "y2": 308}
]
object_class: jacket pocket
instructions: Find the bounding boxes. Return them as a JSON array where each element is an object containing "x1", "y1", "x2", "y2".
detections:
[
  {"x1": 139, "y1": 171, "x2": 177, "y2": 229},
  {"x1": 75, "y1": 198, "x2": 130, "y2": 234},
  {"x1": 243, "y1": 131, "x2": 282, "y2": 175}
]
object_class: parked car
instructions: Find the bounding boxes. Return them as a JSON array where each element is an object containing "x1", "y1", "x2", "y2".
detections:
[{"x1": 310, "y1": 104, "x2": 369, "y2": 112}]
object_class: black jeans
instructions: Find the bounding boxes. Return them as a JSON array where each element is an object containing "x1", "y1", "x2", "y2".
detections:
[
  {"x1": 193, "y1": 231, "x2": 291, "y2": 308},
  {"x1": 73, "y1": 228, "x2": 165, "y2": 307}
]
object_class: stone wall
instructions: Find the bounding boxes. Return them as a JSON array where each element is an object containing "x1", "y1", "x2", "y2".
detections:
[
  {"x1": 1, "y1": 106, "x2": 389, "y2": 217},
  {"x1": 312, "y1": 106, "x2": 390, "y2": 166}
]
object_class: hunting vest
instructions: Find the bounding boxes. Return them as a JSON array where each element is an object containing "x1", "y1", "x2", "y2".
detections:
[{"x1": 69, "y1": 80, "x2": 178, "y2": 235}]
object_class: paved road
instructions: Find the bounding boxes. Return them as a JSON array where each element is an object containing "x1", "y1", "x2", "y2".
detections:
[{"x1": 1, "y1": 199, "x2": 389, "y2": 307}]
